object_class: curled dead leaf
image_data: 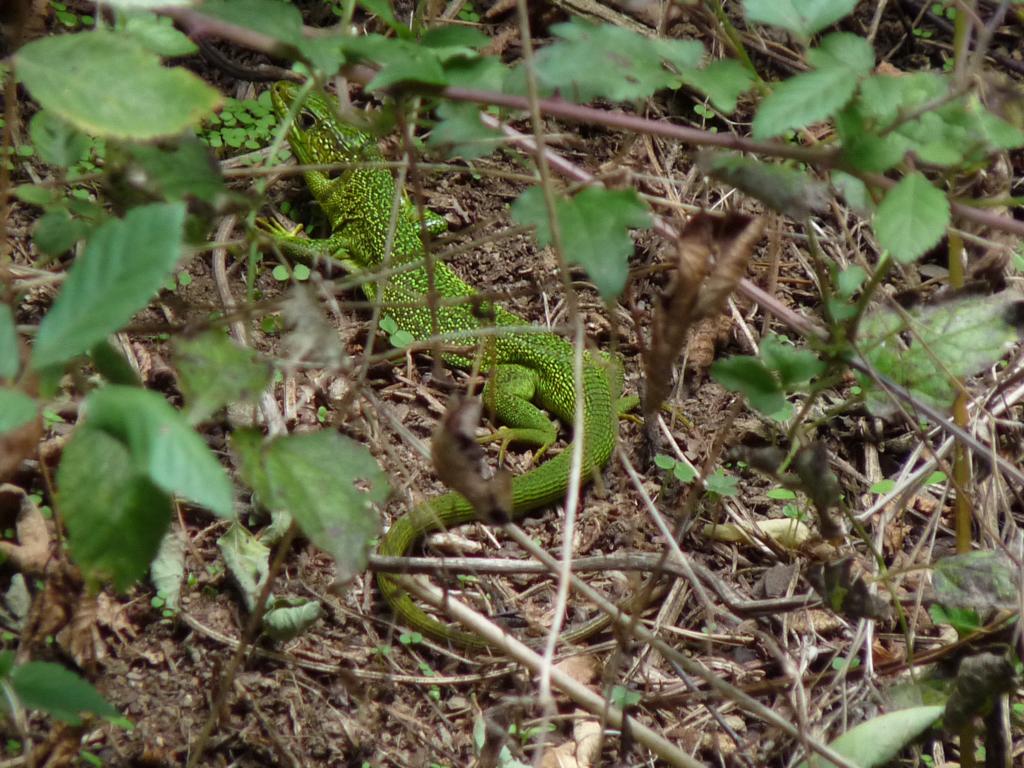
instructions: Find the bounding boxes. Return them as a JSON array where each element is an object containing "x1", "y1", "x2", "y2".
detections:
[
  {"x1": 643, "y1": 212, "x2": 762, "y2": 417},
  {"x1": 0, "y1": 484, "x2": 51, "y2": 574},
  {"x1": 432, "y1": 396, "x2": 512, "y2": 523}
]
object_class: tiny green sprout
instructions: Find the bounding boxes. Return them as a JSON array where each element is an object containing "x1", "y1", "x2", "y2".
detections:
[
  {"x1": 456, "y1": 574, "x2": 478, "y2": 584},
  {"x1": 653, "y1": 453, "x2": 697, "y2": 483},
  {"x1": 869, "y1": 479, "x2": 896, "y2": 494},
  {"x1": 390, "y1": 329, "x2": 415, "y2": 348},
  {"x1": 316, "y1": 405, "x2": 329, "y2": 423},
  {"x1": 830, "y1": 656, "x2": 860, "y2": 672},
  {"x1": 272, "y1": 265, "x2": 290, "y2": 281},
  {"x1": 705, "y1": 468, "x2": 738, "y2": 497},
  {"x1": 782, "y1": 503, "x2": 809, "y2": 523},
  {"x1": 373, "y1": 645, "x2": 391, "y2": 656},
  {"x1": 609, "y1": 684, "x2": 642, "y2": 709},
  {"x1": 293, "y1": 264, "x2": 311, "y2": 282},
  {"x1": 177, "y1": 271, "x2": 192, "y2": 287},
  {"x1": 418, "y1": 661, "x2": 435, "y2": 676},
  {"x1": 693, "y1": 103, "x2": 714, "y2": 119},
  {"x1": 399, "y1": 631, "x2": 424, "y2": 645},
  {"x1": 458, "y1": 2, "x2": 480, "y2": 22},
  {"x1": 187, "y1": 573, "x2": 198, "y2": 588},
  {"x1": 766, "y1": 488, "x2": 796, "y2": 501},
  {"x1": 261, "y1": 314, "x2": 283, "y2": 335},
  {"x1": 150, "y1": 595, "x2": 165, "y2": 610},
  {"x1": 78, "y1": 750, "x2": 103, "y2": 767},
  {"x1": 925, "y1": 471, "x2": 947, "y2": 485},
  {"x1": 379, "y1": 316, "x2": 398, "y2": 335},
  {"x1": 429, "y1": 685, "x2": 441, "y2": 701}
]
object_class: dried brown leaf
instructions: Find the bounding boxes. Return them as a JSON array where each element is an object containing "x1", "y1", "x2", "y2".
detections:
[
  {"x1": 0, "y1": 483, "x2": 51, "y2": 574},
  {"x1": 643, "y1": 212, "x2": 762, "y2": 416},
  {"x1": 0, "y1": 412, "x2": 41, "y2": 482},
  {"x1": 432, "y1": 396, "x2": 512, "y2": 522}
]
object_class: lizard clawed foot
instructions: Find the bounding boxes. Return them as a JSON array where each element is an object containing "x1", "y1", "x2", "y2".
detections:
[
  {"x1": 479, "y1": 427, "x2": 554, "y2": 466},
  {"x1": 256, "y1": 216, "x2": 305, "y2": 239}
]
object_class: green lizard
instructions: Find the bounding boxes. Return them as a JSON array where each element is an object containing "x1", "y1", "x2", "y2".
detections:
[{"x1": 266, "y1": 82, "x2": 619, "y2": 649}]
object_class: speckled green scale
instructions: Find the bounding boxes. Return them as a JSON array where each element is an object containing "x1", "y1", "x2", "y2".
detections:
[{"x1": 270, "y1": 83, "x2": 618, "y2": 649}]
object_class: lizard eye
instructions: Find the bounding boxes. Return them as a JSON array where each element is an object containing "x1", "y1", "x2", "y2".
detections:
[{"x1": 297, "y1": 111, "x2": 317, "y2": 131}]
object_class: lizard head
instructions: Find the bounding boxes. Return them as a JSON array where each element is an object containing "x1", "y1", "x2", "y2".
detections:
[{"x1": 270, "y1": 82, "x2": 379, "y2": 168}]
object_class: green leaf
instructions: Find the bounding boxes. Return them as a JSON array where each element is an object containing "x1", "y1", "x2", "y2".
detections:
[
  {"x1": 28, "y1": 111, "x2": 90, "y2": 168},
  {"x1": 805, "y1": 32, "x2": 874, "y2": 77},
  {"x1": 125, "y1": 139, "x2": 227, "y2": 203},
  {"x1": 857, "y1": 291, "x2": 1024, "y2": 418},
  {"x1": 239, "y1": 432, "x2": 387, "y2": 581},
  {"x1": 797, "y1": 706, "x2": 944, "y2": 768},
  {"x1": 149, "y1": 531, "x2": 185, "y2": 611},
  {"x1": 831, "y1": 171, "x2": 872, "y2": 216},
  {"x1": 753, "y1": 69, "x2": 853, "y2": 139},
  {"x1": 705, "y1": 469, "x2": 738, "y2": 497},
  {"x1": 697, "y1": 152, "x2": 827, "y2": 218},
  {"x1": 743, "y1": 0, "x2": 858, "y2": 38},
  {"x1": 89, "y1": 339, "x2": 142, "y2": 386},
  {"x1": 11, "y1": 184, "x2": 62, "y2": 207},
  {"x1": 0, "y1": 650, "x2": 14, "y2": 678},
  {"x1": 427, "y1": 102, "x2": 502, "y2": 160},
  {"x1": 262, "y1": 597, "x2": 322, "y2": 642},
  {"x1": 753, "y1": 33, "x2": 872, "y2": 139},
  {"x1": 82, "y1": 386, "x2": 234, "y2": 518},
  {"x1": 933, "y1": 550, "x2": 1018, "y2": 614},
  {"x1": 928, "y1": 604, "x2": 982, "y2": 636},
  {"x1": 32, "y1": 209, "x2": 91, "y2": 257},
  {"x1": 420, "y1": 25, "x2": 490, "y2": 60},
  {"x1": 529, "y1": 18, "x2": 703, "y2": 102},
  {"x1": 678, "y1": 59, "x2": 755, "y2": 114},
  {"x1": 759, "y1": 335, "x2": 825, "y2": 388},
  {"x1": 512, "y1": 187, "x2": 651, "y2": 300},
  {"x1": 851, "y1": 74, "x2": 1021, "y2": 169},
  {"x1": 16, "y1": 30, "x2": 221, "y2": 140},
  {"x1": 872, "y1": 172, "x2": 949, "y2": 263},
  {"x1": 711, "y1": 355, "x2": 786, "y2": 416},
  {"x1": 10, "y1": 661, "x2": 122, "y2": 725},
  {"x1": 0, "y1": 388, "x2": 37, "y2": 433},
  {"x1": 610, "y1": 684, "x2": 642, "y2": 708},
  {"x1": 217, "y1": 523, "x2": 269, "y2": 611},
  {"x1": 0, "y1": 304, "x2": 17, "y2": 380},
  {"x1": 174, "y1": 331, "x2": 272, "y2": 424},
  {"x1": 32, "y1": 202, "x2": 185, "y2": 370},
  {"x1": 444, "y1": 56, "x2": 506, "y2": 92},
  {"x1": 199, "y1": 0, "x2": 304, "y2": 46},
  {"x1": 673, "y1": 462, "x2": 697, "y2": 483},
  {"x1": 58, "y1": 427, "x2": 172, "y2": 590},
  {"x1": 344, "y1": 36, "x2": 447, "y2": 90},
  {"x1": 653, "y1": 453, "x2": 676, "y2": 470},
  {"x1": 122, "y1": 12, "x2": 199, "y2": 56}
]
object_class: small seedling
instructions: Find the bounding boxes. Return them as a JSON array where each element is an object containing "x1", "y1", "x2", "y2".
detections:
[
  {"x1": 653, "y1": 453, "x2": 697, "y2": 483},
  {"x1": 379, "y1": 315, "x2": 415, "y2": 348}
]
